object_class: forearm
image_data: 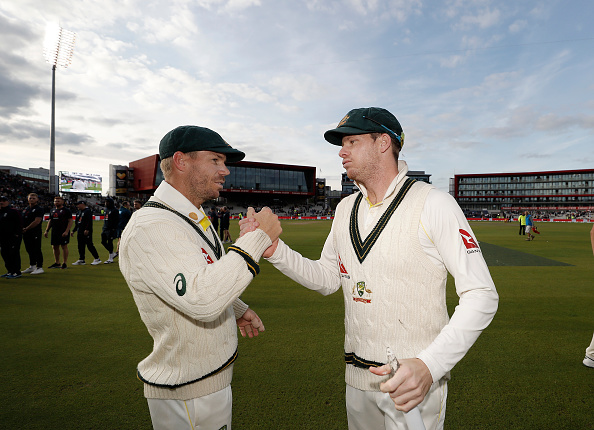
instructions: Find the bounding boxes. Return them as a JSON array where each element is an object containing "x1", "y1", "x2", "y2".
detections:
[
  {"x1": 25, "y1": 218, "x2": 42, "y2": 231},
  {"x1": 266, "y1": 238, "x2": 341, "y2": 296},
  {"x1": 122, "y1": 225, "x2": 271, "y2": 322},
  {"x1": 232, "y1": 298, "x2": 249, "y2": 319}
]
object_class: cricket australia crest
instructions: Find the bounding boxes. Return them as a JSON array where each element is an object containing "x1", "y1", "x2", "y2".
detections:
[{"x1": 352, "y1": 281, "x2": 372, "y2": 304}]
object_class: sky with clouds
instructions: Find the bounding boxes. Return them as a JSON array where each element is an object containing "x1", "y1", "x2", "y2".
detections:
[{"x1": 1, "y1": 0, "x2": 593, "y2": 193}]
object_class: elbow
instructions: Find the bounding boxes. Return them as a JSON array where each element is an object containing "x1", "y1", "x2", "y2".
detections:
[{"x1": 189, "y1": 301, "x2": 230, "y2": 323}]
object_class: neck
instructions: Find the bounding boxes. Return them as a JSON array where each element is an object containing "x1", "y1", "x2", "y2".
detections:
[{"x1": 361, "y1": 172, "x2": 398, "y2": 206}]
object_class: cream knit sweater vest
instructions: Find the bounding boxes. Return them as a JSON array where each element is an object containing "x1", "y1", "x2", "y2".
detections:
[{"x1": 334, "y1": 180, "x2": 449, "y2": 391}]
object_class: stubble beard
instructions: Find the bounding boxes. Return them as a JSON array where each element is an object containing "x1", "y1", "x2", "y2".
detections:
[{"x1": 186, "y1": 170, "x2": 218, "y2": 207}]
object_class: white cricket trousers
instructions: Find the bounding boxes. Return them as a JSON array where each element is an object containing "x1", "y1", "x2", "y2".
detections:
[
  {"x1": 147, "y1": 386, "x2": 232, "y2": 430},
  {"x1": 346, "y1": 380, "x2": 447, "y2": 430},
  {"x1": 586, "y1": 332, "x2": 594, "y2": 358}
]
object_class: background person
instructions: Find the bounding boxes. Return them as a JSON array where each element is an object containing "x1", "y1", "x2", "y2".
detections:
[
  {"x1": 220, "y1": 206, "x2": 232, "y2": 243},
  {"x1": 119, "y1": 125, "x2": 281, "y2": 430},
  {"x1": 208, "y1": 206, "x2": 220, "y2": 238},
  {"x1": 21, "y1": 193, "x2": 44, "y2": 275},
  {"x1": 101, "y1": 198, "x2": 119, "y2": 263},
  {"x1": 242, "y1": 107, "x2": 499, "y2": 429},
  {"x1": 518, "y1": 212, "x2": 526, "y2": 235},
  {"x1": 71, "y1": 201, "x2": 102, "y2": 266},
  {"x1": 133, "y1": 200, "x2": 143, "y2": 211},
  {"x1": 584, "y1": 225, "x2": 594, "y2": 369},
  {"x1": 115, "y1": 200, "x2": 132, "y2": 257},
  {"x1": 525, "y1": 211, "x2": 535, "y2": 241},
  {"x1": 44, "y1": 196, "x2": 73, "y2": 269},
  {"x1": 0, "y1": 196, "x2": 23, "y2": 279}
]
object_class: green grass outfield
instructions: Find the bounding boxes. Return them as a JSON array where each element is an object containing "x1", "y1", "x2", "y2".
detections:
[{"x1": 1, "y1": 220, "x2": 593, "y2": 429}]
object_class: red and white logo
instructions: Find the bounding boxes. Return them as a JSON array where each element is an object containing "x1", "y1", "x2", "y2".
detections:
[
  {"x1": 459, "y1": 229, "x2": 479, "y2": 250},
  {"x1": 338, "y1": 254, "x2": 350, "y2": 278},
  {"x1": 338, "y1": 254, "x2": 348, "y2": 274},
  {"x1": 201, "y1": 248, "x2": 214, "y2": 264}
]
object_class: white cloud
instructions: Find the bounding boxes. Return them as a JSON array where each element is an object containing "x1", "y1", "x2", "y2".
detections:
[
  {"x1": 222, "y1": 0, "x2": 262, "y2": 13},
  {"x1": 456, "y1": 7, "x2": 501, "y2": 29},
  {"x1": 509, "y1": 19, "x2": 527, "y2": 33}
]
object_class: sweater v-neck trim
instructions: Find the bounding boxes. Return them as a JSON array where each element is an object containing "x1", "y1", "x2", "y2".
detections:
[{"x1": 349, "y1": 177, "x2": 416, "y2": 263}]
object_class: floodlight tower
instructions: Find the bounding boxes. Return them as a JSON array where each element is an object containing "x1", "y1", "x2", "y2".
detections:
[{"x1": 43, "y1": 23, "x2": 76, "y2": 194}]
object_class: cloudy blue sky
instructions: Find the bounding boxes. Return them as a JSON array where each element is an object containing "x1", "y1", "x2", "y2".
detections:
[{"x1": 1, "y1": 0, "x2": 593, "y2": 193}]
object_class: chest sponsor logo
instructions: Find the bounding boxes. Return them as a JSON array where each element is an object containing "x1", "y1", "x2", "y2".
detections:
[
  {"x1": 459, "y1": 229, "x2": 481, "y2": 254},
  {"x1": 338, "y1": 254, "x2": 350, "y2": 279},
  {"x1": 201, "y1": 248, "x2": 214, "y2": 264},
  {"x1": 352, "y1": 281, "x2": 372, "y2": 304}
]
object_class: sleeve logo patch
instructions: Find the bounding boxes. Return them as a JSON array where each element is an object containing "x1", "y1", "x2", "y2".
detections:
[
  {"x1": 201, "y1": 248, "x2": 214, "y2": 264},
  {"x1": 174, "y1": 273, "x2": 186, "y2": 296},
  {"x1": 459, "y1": 229, "x2": 481, "y2": 254}
]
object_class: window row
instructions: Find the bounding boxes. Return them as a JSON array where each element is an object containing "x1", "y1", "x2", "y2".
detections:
[
  {"x1": 458, "y1": 173, "x2": 594, "y2": 184},
  {"x1": 226, "y1": 167, "x2": 309, "y2": 192}
]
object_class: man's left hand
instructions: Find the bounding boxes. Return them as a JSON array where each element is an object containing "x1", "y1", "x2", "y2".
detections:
[
  {"x1": 369, "y1": 358, "x2": 433, "y2": 412},
  {"x1": 236, "y1": 308, "x2": 265, "y2": 338}
]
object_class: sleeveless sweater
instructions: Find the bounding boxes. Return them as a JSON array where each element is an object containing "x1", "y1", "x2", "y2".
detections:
[{"x1": 335, "y1": 179, "x2": 449, "y2": 391}]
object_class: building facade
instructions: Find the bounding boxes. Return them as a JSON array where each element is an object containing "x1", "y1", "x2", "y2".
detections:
[
  {"x1": 127, "y1": 155, "x2": 316, "y2": 206},
  {"x1": 452, "y1": 168, "x2": 594, "y2": 216},
  {"x1": 0, "y1": 165, "x2": 55, "y2": 191}
]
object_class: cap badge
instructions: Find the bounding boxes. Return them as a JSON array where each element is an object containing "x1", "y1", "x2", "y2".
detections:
[{"x1": 338, "y1": 114, "x2": 349, "y2": 127}]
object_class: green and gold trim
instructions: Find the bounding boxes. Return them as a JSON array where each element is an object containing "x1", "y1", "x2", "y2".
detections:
[
  {"x1": 228, "y1": 245, "x2": 260, "y2": 277},
  {"x1": 349, "y1": 177, "x2": 416, "y2": 263},
  {"x1": 137, "y1": 348, "x2": 238, "y2": 388},
  {"x1": 344, "y1": 351, "x2": 383, "y2": 369},
  {"x1": 144, "y1": 201, "x2": 222, "y2": 259}
]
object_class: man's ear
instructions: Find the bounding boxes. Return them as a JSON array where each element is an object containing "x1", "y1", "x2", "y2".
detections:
[
  {"x1": 172, "y1": 151, "x2": 186, "y2": 171},
  {"x1": 379, "y1": 134, "x2": 392, "y2": 153}
]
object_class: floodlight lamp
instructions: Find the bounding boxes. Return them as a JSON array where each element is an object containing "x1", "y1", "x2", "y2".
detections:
[{"x1": 43, "y1": 22, "x2": 76, "y2": 68}]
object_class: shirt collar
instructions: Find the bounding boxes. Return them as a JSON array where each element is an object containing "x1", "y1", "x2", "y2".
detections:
[
  {"x1": 153, "y1": 181, "x2": 208, "y2": 224},
  {"x1": 355, "y1": 160, "x2": 410, "y2": 204}
]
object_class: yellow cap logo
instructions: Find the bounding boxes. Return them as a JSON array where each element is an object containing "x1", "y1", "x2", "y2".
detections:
[{"x1": 338, "y1": 114, "x2": 349, "y2": 127}]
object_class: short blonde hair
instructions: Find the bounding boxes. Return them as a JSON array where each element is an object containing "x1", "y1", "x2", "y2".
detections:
[{"x1": 160, "y1": 157, "x2": 174, "y2": 180}]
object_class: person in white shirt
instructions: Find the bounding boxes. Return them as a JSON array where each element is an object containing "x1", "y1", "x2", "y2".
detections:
[
  {"x1": 119, "y1": 125, "x2": 282, "y2": 430},
  {"x1": 240, "y1": 107, "x2": 499, "y2": 429},
  {"x1": 584, "y1": 225, "x2": 594, "y2": 369}
]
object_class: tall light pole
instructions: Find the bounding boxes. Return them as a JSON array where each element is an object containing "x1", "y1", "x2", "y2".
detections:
[{"x1": 43, "y1": 23, "x2": 76, "y2": 195}]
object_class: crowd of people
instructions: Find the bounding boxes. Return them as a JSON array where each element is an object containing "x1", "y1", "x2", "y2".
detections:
[{"x1": 0, "y1": 186, "x2": 144, "y2": 278}]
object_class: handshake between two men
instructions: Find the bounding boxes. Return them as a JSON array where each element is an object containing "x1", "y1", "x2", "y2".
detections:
[{"x1": 239, "y1": 207, "x2": 281, "y2": 258}]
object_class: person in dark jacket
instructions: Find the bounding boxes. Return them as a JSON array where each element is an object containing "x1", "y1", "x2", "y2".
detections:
[
  {"x1": 71, "y1": 201, "x2": 102, "y2": 266},
  {"x1": 115, "y1": 201, "x2": 132, "y2": 257},
  {"x1": 44, "y1": 196, "x2": 73, "y2": 269},
  {"x1": 0, "y1": 196, "x2": 23, "y2": 279},
  {"x1": 208, "y1": 206, "x2": 220, "y2": 238},
  {"x1": 220, "y1": 206, "x2": 232, "y2": 243},
  {"x1": 21, "y1": 193, "x2": 44, "y2": 275},
  {"x1": 101, "y1": 198, "x2": 119, "y2": 264}
]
